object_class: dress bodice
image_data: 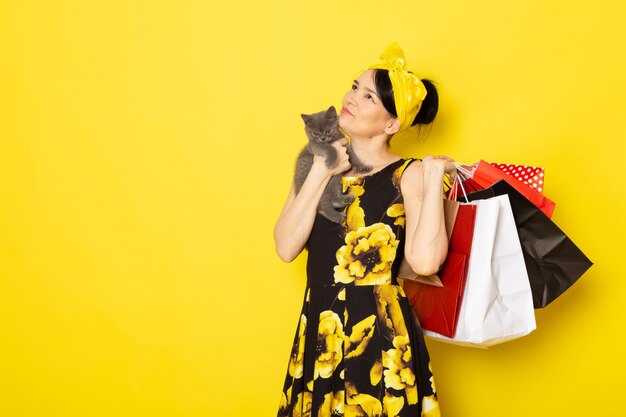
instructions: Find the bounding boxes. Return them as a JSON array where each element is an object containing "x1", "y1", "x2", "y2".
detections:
[{"x1": 306, "y1": 158, "x2": 415, "y2": 287}]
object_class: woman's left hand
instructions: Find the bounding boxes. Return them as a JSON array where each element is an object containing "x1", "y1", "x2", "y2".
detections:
[{"x1": 422, "y1": 154, "x2": 457, "y2": 182}]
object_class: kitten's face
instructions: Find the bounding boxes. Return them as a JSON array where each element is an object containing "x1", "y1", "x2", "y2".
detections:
[
  {"x1": 302, "y1": 107, "x2": 343, "y2": 143},
  {"x1": 339, "y1": 69, "x2": 399, "y2": 138}
]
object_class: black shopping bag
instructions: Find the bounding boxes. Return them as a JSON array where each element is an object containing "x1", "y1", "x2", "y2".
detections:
[{"x1": 460, "y1": 180, "x2": 593, "y2": 308}]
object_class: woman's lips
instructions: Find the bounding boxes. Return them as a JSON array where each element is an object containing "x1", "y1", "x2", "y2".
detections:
[{"x1": 341, "y1": 107, "x2": 353, "y2": 116}]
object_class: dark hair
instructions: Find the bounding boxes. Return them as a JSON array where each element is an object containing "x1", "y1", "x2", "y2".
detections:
[{"x1": 374, "y1": 69, "x2": 439, "y2": 126}]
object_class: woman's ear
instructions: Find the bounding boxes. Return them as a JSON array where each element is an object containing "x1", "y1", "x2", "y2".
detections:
[{"x1": 384, "y1": 118, "x2": 400, "y2": 135}]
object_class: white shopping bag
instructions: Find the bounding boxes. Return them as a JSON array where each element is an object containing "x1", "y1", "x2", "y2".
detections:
[{"x1": 424, "y1": 194, "x2": 536, "y2": 348}]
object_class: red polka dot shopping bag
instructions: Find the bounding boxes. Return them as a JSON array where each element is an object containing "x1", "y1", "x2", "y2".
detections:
[
  {"x1": 460, "y1": 160, "x2": 556, "y2": 218},
  {"x1": 491, "y1": 163, "x2": 545, "y2": 194}
]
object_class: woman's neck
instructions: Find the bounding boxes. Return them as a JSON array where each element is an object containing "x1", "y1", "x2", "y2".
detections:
[
  {"x1": 350, "y1": 138, "x2": 397, "y2": 165},
  {"x1": 349, "y1": 135, "x2": 398, "y2": 167}
]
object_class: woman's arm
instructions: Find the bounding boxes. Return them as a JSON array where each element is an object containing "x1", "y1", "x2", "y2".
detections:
[
  {"x1": 401, "y1": 156, "x2": 453, "y2": 275},
  {"x1": 274, "y1": 140, "x2": 351, "y2": 262}
]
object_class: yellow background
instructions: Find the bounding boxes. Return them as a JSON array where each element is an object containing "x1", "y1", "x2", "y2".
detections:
[{"x1": 1, "y1": 0, "x2": 624, "y2": 415}]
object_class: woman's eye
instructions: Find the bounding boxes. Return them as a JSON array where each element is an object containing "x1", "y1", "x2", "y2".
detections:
[
  {"x1": 366, "y1": 94, "x2": 374, "y2": 101},
  {"x1": 351, "y1": 84, "x2": 357, "y2": 91}
]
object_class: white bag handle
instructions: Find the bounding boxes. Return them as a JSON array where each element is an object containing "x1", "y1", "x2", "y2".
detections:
[
  {"x1": 449, "y1": 165, "x2": 471, "y2": 203},
  {"x1": 453, "y1": 162, "x2": 475, "y2": 180}
]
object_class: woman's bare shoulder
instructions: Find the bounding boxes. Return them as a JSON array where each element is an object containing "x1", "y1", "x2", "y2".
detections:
[
  {"x1": 400, "y1": 159, "x2": 423, "y2": 181},
  {"x1": 400, "y1": 159, "x2": 424, "y2": 196}
]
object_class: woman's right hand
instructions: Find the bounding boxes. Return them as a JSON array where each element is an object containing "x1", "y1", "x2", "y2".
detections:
[{"x1": 313, "y1": 138, "x2": 352, "y2": 177}]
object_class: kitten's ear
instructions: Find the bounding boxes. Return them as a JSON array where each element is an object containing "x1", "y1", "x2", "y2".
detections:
[
  {"x1": 301, "y1": 114, "x2": 311, "y2": 123},
  {"x1": 326, "y1": 106, "x2": 337, "y2": 115}
]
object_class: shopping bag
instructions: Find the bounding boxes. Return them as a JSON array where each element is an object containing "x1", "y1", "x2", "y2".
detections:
[
  {"x1": 463, "y1": 160, "x2": 556, "y2": 218},
  {"x1": 463, "y1": 180, "x2": 593, "y2": 308},
  {"x1": 491, "y1": 163, "x2": 545, "y2": 194},
  {"x1": 404, "y1": 202, "x2": 477, "y2": 337},
  {"x1": 398, "y1": 198, "x2": 460, "y2": 286},
  {"x1": 424, "y1": 195, "x2": 537, "y2": 347}
]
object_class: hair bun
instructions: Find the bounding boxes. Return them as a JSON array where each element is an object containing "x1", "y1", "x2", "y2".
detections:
[{"x1": 414, "y1": 79, "x2": 438, "y2": 125}]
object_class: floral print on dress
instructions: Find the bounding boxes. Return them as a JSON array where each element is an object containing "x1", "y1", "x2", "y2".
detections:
[
  {"x1": 288, "y1": 315, "x2": 307, "y2": 378},
  {"x1": 314, "y1": 311, "x2": 345, "y2": 380},
  {"x1": 342, "y1": 176, "x2": 366, "y2": 232},
  {"x1": 386, "y1": 203, "x2": 406, "y2": 227},
  {"x1": 344, "y1": 314, "x2": 376, "y2": 359},
  {"x1": 383, "y1": 334, "x2": 418, "y2": 405},
  {"x1": 334, "y1": 223, "x2": 399, "y2": 286}
]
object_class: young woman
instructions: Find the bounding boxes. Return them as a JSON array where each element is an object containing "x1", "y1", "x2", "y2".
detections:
[{"x1": 275, "y1": 43, "x2": 454, "y2": 417}]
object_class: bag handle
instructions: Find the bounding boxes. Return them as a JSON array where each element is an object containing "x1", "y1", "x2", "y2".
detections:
[
  {"x1": 454, "y1": 162, "x2": 475, "y2": 179},
  {"x1": 449, "y1": 165, "x2": 471, "y2": 203}
]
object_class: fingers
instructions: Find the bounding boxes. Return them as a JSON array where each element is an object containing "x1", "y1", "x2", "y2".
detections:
[
  {"x1": 331, "y1": 141, "x2": 348, "y2": 157},
  {"x1": 336, "y1": 137, "x2": 349, "y2": 146},
  {"x1": 422, "y1": 154, "x2": 457, "y2": 178},
  {"x1": 435, "y1": 154, "x2": 455, "y2": 163},
  {"x1": 339, "y1": 148, "x2": 350, "y2": 169},
  {"x1": 336, "y1": 146, "x2": 351, "y2": 172},
  {"x1": 423, "y1": 154, "x2": 454, "y2": 161}
]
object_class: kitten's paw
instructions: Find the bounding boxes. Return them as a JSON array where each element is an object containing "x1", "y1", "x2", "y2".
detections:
[
  {"x1": 331, "y1": 194, "x2": 355, "y2": 208},
  {"x1": 342, "y1": 194, "x2": 356, "y2": 204}
]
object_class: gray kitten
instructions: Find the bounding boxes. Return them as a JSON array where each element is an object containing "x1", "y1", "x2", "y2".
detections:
[{"x1": 294, "y1": 106, "x2": 372, "y2": 224}]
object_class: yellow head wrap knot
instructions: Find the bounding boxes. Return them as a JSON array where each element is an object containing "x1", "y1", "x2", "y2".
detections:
[{"x1": 368, "y1": 42, "x2": 427, "y2": 132}]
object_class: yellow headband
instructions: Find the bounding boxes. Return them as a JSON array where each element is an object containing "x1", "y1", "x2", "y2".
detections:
[{"x1": 367, "y1": 42, "x2": 427, "y2": 132}]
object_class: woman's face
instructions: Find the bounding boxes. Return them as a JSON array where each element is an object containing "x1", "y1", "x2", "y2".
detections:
[{"x1": 338, "y1": 69, "x2": 399, "y2": 139}]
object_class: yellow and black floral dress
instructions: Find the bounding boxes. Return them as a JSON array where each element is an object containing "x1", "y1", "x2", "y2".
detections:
[{"x1": 278, "y1": 159, "x2": 440, "y2": 417}]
